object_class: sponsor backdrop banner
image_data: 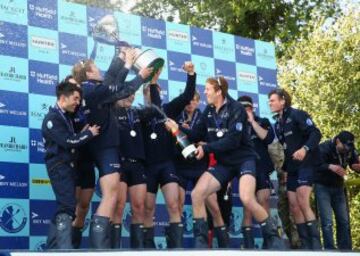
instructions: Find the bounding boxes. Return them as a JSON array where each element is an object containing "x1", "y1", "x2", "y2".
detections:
[{"x1": 0, "y1": 0, "x2": 278, "y2": 250}]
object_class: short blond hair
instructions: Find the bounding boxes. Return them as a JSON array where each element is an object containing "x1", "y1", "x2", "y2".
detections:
[
  {"x1": 206, "y1": 76, "x2": 228, "y2": 97},
  {"x1": 72, "y1": 59, "x2": 94, "y2": 84}
]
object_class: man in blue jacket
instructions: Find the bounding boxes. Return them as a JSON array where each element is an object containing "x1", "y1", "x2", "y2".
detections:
[
  {"x1": 269, "y1": 88, "x2": 322, "y2": 250},
  {"x1": 315, "y1": 131, "x2": 360, "y2": 250},
  {"x1": 166, "y1": 77, "x2": 284, "y2": 249},
  {"x1": 42, "y1": 81, "x2": 99, "y2": 249},
  {"x1": 238, "y1": 95, "x2": 275, "y2": 249},
  {"x1": 142, "y1": 62, "x2": 196, "y2": 248},
  {"x1": 71, "y1": 51, "x2": 152, "y2": 248}
]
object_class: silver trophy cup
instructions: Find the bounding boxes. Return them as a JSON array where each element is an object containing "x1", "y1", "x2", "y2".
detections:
[{"x1": 92, "y1": 15, "x2": 164, "y2": 82}]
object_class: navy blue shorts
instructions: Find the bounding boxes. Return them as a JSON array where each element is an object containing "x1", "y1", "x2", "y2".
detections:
[
  {"x1": 256, "y1": 169, "x2": 272, "y2": 191},
  {"x1": 120, "y1": 160, "x2": 147, "y2": 187},
  {"x1": 287, "y1": 166, "x2": 314, "y2": 192},
  {"x1": 76, "y1": 150, "x2": 95, "y2": 189},
  {"x1": 177, "y1": 169, "x2": 203, "y2": 190},
  {"x1": 207, "y1": 159, "x2": 256, "y2": 188},
  {"x1": 146, "y1": 161, "x2": 179, "y2": 194},
  {"x1": 90, "y1": 147, "x2": 121, "y2": 177}
]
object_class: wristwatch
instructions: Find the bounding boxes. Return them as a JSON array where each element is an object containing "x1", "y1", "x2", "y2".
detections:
[{"x1": 303, "y1": 145, "x2": 310, "y2": 152}]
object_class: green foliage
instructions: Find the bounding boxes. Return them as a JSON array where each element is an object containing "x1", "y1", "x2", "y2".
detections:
[
  {"x1": 349, "y1": 186, "x2": 360, "y2": 249},
  {"x1": 278, "y1": 9, "x2": 360, "y2": 145},
  {"x1": 67, "y1": 0, "x2": 341, "y2": 57},
  {"x1": 66, "y1": 0, "x2": 122, "y2": 10},
  {"x1": 63, "y1": 0, "x2": 360, "y2": 249},
  {"x1": 278, "y1": 8, "x2": 360, "y2": 248},
  {"x1": 131, "y1": 0, "x2": 341, "y2": 56}
]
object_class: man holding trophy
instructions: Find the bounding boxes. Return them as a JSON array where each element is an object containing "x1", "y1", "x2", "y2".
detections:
[{"x1": 70, "y1": 14, "x2": 164, "y2": 249}]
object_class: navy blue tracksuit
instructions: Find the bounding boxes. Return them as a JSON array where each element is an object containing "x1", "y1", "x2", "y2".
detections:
[
  {"x1": 248, "y1": 116, "x2": 275, "y2": 191},
  {"x1": 42, "y1": 105, "x2": 95, "y2": 219},
  {"x1": 115, "y1": 106, "x2": 158, "y2": 186},
  {"x1": 180, "y1": 96, "x2": 257, "y2": 187},
  {"x1": 174, "y1": 108, "x2": 208, "y2": 190},
  {"x1": 273, "y1": 107, "x2": 322, "y2": 191},
  {"x1": 143, "y1": 73, "x2": 196, "y2": 193},
  {"x1": 81, "y1": 57, "x2": 145, "y2": 176}
]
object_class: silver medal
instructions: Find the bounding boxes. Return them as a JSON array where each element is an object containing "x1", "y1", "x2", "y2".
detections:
[
  {"x1": 130, "y1": 130, "x2": 137, "y2": 137},
  {"x1": 216, "y1": 130, "x2": 224, "y2": 138},
  {"x1": 150, "y1": 132, "x2": 157, "y2": 140}
]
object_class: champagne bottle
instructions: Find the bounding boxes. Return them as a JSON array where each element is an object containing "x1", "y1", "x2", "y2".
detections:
[{"x1": 172, "y1": 129, "x2": 197, "y2": 160}]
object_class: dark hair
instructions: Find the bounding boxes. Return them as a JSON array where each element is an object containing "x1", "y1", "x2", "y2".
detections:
[
  {"x1": 268, "y1": 88, "x2": 292, "y2": 108},
  {"x1": 193, "y1": 91, "x2": 200, "y2": 101},
  {"x1": 237, "y1": 95, "x2": 253, "y2": 107},
  {"x1": 206, "y1": 76, "x2": 228, "y2": 97},
  {"x1": 336, "y1": 131, "x2": 355, "y2": 144},
  {"x1": 63, "y1": 75, "x2": 74, "y2": 83},
  {"x1": 56, "y1": 81, "x2": 82, "y2": 100}
]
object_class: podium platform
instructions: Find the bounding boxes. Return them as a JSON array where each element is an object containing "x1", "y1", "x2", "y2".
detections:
[{"x1": 2, "y1": 250, "x2": 359, "y2": 256}]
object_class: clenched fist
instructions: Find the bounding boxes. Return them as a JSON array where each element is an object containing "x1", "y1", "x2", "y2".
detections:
[{"x1": 183, "y1": 61, "x2": 195, "y2": 75}]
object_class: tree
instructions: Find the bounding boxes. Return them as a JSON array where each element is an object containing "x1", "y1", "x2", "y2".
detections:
[
  {"x1": 278, "y1": 7, "x2": 360, "y2": 248},
  {"x1": 68, "y1": 0, "x2": 341, "y2": 56},
  {"x1": 131, "y1": 0, "x2": 341, "y2": 56},
  {"x1": 67, "y1": 0, "x2": 123, "y2": 10}
]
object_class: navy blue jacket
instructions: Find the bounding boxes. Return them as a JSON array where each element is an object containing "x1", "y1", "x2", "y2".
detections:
[
  {"x1": 115, "y1": 106, "x2": 158, "y2": 161},
  {"x1": 174, "y1": 108, "x2": 208, "y2": 175},
  {"x1": 143, "y1": 73, "x2": 196, "y2": 165},
  {"x1": 42, "y1": 105, "x2": 94, "y2": 170},
  {"x1": 249, "y1": 116, "x2": 275, "y2": 173},
  {"x1": 316, "y1": 139, "x2": 359, "y2": 187},
  {"x1": 274, "y1": 107, "x2": 322, "y2": 172},
  {"x1": 180, "y1": 96, "x2": 256, "y2": 167},
  {"x1": 81, "y1": 57, "x2": 144, "y2": 150}
]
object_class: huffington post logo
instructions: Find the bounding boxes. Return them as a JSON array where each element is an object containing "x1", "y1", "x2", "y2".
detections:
[{"x1": 236, "y1": 43, "x2": 255, "y2": 57}]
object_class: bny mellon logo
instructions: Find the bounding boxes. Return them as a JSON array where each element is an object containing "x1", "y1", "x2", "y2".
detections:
[{"x1": 31, "y1": 212, "x2": 39, "y2": 219}]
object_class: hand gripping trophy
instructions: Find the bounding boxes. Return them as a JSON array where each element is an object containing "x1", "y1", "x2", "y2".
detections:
[{"x1": 92, "y1": 15, "x2": 164, "y2": 82}]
